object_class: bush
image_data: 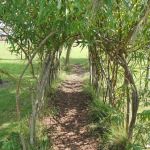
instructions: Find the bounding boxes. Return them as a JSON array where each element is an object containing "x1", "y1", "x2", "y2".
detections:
[
  {"x1": 89, "y1": 99, "x2": 112, "y2": 123},
  {"x1": 88, "y1": 98, "x2": 113, "y2": 138},
  {"x1": 0, "y1": 132, "x2": 21, "y2": 150},
  {"x1": 107, "y1": 126, "x2": 128, "y2": 150},
  {"x1": 87, "y1": 86, "x2": 128, "y2": 149}
]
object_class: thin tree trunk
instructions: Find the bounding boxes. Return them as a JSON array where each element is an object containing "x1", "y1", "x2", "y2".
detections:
[
  {"x1": 124, "y1": 72, "x2": 130, "y2": 133},
  {"x1": 65, "y1": 45, "x2": 72, "y2": 67},
  {"x1": 88, "y1": 47, "x2": 93, "y2": 85},
  {"x1": 30, "y1": 89, "x2": 36, "y2": 145},
  {"x1": 145, "y1": 52, "x2": 150, "y2": 90},
  {"x1": 119, "y1": 55, "x2": 139, "y2": 140},
  {"x1": 30, "y1": 50, "x2": 58, "y2": 145}
]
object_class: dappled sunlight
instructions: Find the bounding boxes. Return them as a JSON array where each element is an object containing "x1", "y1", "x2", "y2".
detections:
[
  {"x1": 0, "y1": 1, "x2": 150, "y2": 149},
  {"x1": 44, "y1": 65, "x2": 98, "y2": 149}
]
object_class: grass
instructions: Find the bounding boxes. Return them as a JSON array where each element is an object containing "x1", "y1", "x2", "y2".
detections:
[
  {"x1": 0, "y1": 42, "x2": 32, "y2": 145},
  {"x1": 0, "y1": 41, "x2": 89, "y2": 148},
  {"x1": 61, "y1": 45, "x2": 89, "y2": 73},
  {"x1": 61, "y1": 44, "x2": 88, "y2": 65},
  {"x1": 61, "y1": 44, "x2": 88, "y2": 59},
  {"x1": 0, "y1": 41, "x2": 18, "y2": 60}
]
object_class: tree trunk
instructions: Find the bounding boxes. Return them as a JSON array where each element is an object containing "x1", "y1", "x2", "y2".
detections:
[
  {"x1": 88, "y1": 47, "x2": 93, "y2": 85},
  {"x1": 119, "y1": 55, "x2": 139, "y2": 140},
  {"x1": 145, "y1": 52, "x2": 150, "y2": 90},
  {"x1": 65, "y1": 43, "x2": 72, "y2": 67},
  {"x1": 124, "y1": 72, "x2": 130, "y2": 133},
  {"x1": 65, "y1": 47, "x2": 71, "y2": 67}
]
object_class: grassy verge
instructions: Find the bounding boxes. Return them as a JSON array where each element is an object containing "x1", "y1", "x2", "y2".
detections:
[{"x1": 0, "y1": 42, "x2": 34, "y2": 149}]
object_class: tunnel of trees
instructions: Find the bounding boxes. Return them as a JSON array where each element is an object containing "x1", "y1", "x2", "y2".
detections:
[{"x1": 0, "y1": 0, "x2": 150, "y2": 149}]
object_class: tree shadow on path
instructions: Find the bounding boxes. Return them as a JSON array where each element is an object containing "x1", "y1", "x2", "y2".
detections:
[{"x1": 44, "y1": 64, "x2": 98, "y2": 150}]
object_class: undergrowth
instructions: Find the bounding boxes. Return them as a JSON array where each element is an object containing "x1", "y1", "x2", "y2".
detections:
[{"x1": 84, "y1": 82, "x2": 145, "y2": 150}]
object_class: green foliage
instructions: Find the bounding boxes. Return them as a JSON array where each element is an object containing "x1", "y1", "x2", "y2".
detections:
[
  {"x1": 0, "y1": 0, "x2": 150, "y2": 149},
  {"x1": 139, "y1": 110, "x2": 150, "y2": 121},
  {"x1": 132, "y1": 111, "x2": 150, "y2": 148},
  {"x1": 89, "y1": 99, "x2": 112, "y2": 124},
  {"x1": 0, "y1": 132, "x2": 21, "y2": 150},
  {"x1": 30, "y1": 121, "x2": 52, "y2": 150},
  {"x1": 107, "y1": 126, "x2": 128, "y2": 150},
  {"x1": 88, "y1": 93, "x2": 128, "y2": 149}
]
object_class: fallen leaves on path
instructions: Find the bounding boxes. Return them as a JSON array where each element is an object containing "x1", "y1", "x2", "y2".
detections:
[{"x1": 43, "y1": 65, "x2": 98, "y2": 150}]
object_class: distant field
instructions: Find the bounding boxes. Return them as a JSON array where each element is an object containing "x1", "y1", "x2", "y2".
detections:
[
  {"x1": 61, "y1": 44, "x2": 88, "y2": 65},
  {"x1": 67, "y1": 45, "x2": 88, "y2": 59},
  {"x1": 0, "y1": 42, "x2": 31, "y2": 135},
  {"x1": 0, "y1": 41, "x2": 18, "y2": 59},
  {"x1": 0, "y1": 41, "x2": 88, "y2": 60},
  {"x1": 0, "y1": 42, "x2": 32, "y2": 141}
]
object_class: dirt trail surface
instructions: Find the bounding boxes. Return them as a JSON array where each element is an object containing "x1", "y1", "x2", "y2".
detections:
[{"x1": 44, "y1": 64, "x2": 98, "y2": 150}]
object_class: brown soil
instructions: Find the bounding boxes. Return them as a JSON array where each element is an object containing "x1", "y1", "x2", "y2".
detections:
[{"x1": 43, "y1": 64, "x2": 98, "y2": 150}]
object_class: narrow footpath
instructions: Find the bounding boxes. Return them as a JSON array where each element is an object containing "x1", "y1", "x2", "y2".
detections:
[{"x1": 44, "y1": 64, "x2": 98, "y2": 150}]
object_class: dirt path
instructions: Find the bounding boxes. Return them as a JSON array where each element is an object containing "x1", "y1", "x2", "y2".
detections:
[{"x1": 44, "y1": 65, "x2": 98, "y2": 150}]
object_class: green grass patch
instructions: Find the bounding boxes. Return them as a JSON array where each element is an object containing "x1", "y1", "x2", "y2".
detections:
[{"x1": 0, "y1": 42, "x2": 32, "y2": 147}]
